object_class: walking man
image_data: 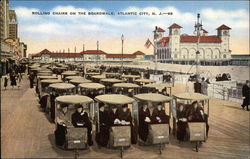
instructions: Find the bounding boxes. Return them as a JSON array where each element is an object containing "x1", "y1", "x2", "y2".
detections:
[{"x1": 241, "y1": 80, "x2": 250, "y2": 111}]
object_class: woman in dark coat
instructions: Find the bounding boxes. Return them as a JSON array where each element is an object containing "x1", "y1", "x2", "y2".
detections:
[
  {"x1": 95, "y1": 103, "x2": 110, "y2": 147},
  {"x1": 4, "y1": 75, "x2": 8, "y2": 90},
  {"x1": 108, "y1": 105, "x2": 120, "y2": 126},
  {"x1": 138, "y1": 104, "x2": 151, "y2": 142},
  {"x1": 71, "y1": 105, "x2": 93, "y2": 146},
  {"x1": 10, "y1": 73, "x2": 16, "y2": 88},
  {"x1": 118, "y1": 104, "x2": 137, "y2": 144},
  {"x1": 151, "y1": 103, "x2": 169, "y2": 124}
]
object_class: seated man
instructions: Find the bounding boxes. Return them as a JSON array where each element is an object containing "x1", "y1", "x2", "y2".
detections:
[
  {"x1": 55, "y1": 104, "x2": 71, "y2": 147},
  {"x1": 138, "y1": 103, "x2": 151, "y2": 142},
  {"x1": 151, "y1": 103, "x2": 169, "y2": 124},
  {"x1": 186, "y1": 101, "x2": 209, "y2": 137},
  {"x1": 96, "y1": 103, "x2": 109, "y2": 147},
  {"x1": 176, "y1": 104, "x2": 188, "y2": 141},
  {"x1": 71, "y1": 104, "x2": 93, "y2": 146}
]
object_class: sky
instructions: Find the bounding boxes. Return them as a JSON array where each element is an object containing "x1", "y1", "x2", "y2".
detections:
[{"x1": 10, "y1": 0, "x2": 249, "y2": 55}]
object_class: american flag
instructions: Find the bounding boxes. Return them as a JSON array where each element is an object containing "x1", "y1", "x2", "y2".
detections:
[{"x1": 144, "y1": 39, "x2": 152, "y2": 48}]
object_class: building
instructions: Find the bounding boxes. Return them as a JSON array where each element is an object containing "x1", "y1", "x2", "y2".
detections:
[
  {"x1": 20, "y1": 42, "x2": 27, "y2": 58},
  {"x1": 8, "y1": 9, "x2": 17, "y2": 39},
  {"x1": 154, "y1": 22, "x2": 232, "y2": 66},
  {"x1": 31, "y1": 49, "x2": 145, "y2": 62},
  {"x1": 231, "y1": 54, "x2": 250, "y2": 66},
  {"x1": 0, "y1": 0, "x2": 27, "y2": 76},
  {"x1": 0, "y1": 0, "x2": 9, "y2": 41}
]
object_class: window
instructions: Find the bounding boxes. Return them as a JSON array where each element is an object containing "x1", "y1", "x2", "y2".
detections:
[
  {"x1": 174, "y1": 54, "x2": 177, "y2": 58},
  {"x1": 223, "y1": 31, "x2": 228, "y2": 36},
  {"x1": 223, "y1": 54, "x2": 226, "y2": 58},
  {"x1": 174, "y1": 30, "x2": 178, "y2": 35}
]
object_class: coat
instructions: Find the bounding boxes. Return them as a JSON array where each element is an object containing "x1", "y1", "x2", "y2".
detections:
[
  {"x1": 176, "y1": 110, "x2": 187, "y2": 141},
  {"x1": 151, "y1": 108, "x2": 169, "y2": 124},
  {"x1": 138, "y1": 107, "x2": 151, "y2": 142},
  {"x1": 96, "y1": 110, "x2": 110, "y2": 147},
  {"x1": 242, "y1": 84, "x2": 250, "y2": 106}
]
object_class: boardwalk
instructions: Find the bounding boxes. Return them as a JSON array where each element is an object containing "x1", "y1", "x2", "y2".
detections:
[{"x1": 1, "y1": 75, "x2": 249, "y2": 159}]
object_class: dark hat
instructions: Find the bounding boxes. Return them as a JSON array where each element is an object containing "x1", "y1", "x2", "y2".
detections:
[
  {"x1": 75, "y1": 104, "x2": 82, "y2": 108},
  {"x1": 60, "y1": 103, "x2": 68, "y2": 108},
  {"x1": 122, "y1": 104, "x2": 128, "y2": 108},
  {"x1": 99, "y1": 102, "x2": 105, "y2": 108},
  {"x1": 191, "y1": 101, "x2": 198, "y2": 106}
]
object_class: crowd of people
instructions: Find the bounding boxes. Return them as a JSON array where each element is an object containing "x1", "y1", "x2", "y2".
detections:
[
  {"x1": 194, "y1": 77, "x2": 210, "y2": 95},
  {"x1": 2, "y1": 64, "x2": 26, "y2": 90}
]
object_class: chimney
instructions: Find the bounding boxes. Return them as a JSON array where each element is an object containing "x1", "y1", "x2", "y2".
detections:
[
  {"x1": 74, "y1": 46, "x2": 76, "y2": 53},
  {"x1": 68, "y1": 48, "x2": 70, "y2": 53},
  {"x1": 63, "y1": 49, "x2": 65, "y2": 53},
  {"x1": 83, "y1": 44, "x2": 85, "y2": 52}
]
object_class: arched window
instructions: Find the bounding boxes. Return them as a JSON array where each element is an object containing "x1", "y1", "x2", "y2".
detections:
[
  {"x1": 223, "y1": 31, "x2": 228, "y2": 36},
  {"x1": 174, "y1": 30, "x2": 178, "y2": 35}
]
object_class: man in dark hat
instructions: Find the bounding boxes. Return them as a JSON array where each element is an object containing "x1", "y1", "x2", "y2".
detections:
[
  {"x1": 242, "y1": 80, "x2": 250, "y2": 111},
  {"x1": 138, "y1": 102, "x2": 151, "y2": 142},
  {"x1": 71, "y1": 104, "x2": 93, "y2": 146},
  {"x1": 96, "y1": 103, "x2": 109, "y2": 147}
]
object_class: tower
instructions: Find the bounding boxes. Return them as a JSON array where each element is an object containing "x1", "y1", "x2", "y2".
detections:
[
  {"x1": 168, "y1": 23, "x2": 182, "y2": 59},
  {"x1": 217, "y1": 24, "x2": 231, "y2": 58},
  {"x1": 153, "y1": 26, "x2": 165, "y2": 41}
]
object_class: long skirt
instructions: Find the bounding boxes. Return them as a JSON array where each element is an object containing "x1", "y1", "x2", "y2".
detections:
[
  {"x1": 55, "y1": 124, "x2": 66, "y2": 146},
  {"x1": 96, "y1": 126, "x2": 109, "y2": 147}
]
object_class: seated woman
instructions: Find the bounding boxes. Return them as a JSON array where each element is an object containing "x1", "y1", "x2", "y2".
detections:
[
  {"x1": 138, "y1": 103, "x2": 151, "y2": 142},
  {"x1": 151, "y1": 103, "x2": 169, "y2": 124},
  {"x1": 186, "y1": 101, "x2": 209, "y2": 137},
  {"x1": 96, "y1": 103, "x2": 109, "y2": 147},
  {"x1": 108, "y1": 105, "x2": 120, "y2": 126},
  {"x1": 71, "y1": 104, "x2": 93, "y2": 146},
  {"x1": 176, "y1": 104, "x2": 188, "y2": 141},
  {"x1": 118, "y1": 104, "x2": 137, "y2": 144},
  {"x1": 55, "y1": 104, "x2": 71, "y2": 147}
]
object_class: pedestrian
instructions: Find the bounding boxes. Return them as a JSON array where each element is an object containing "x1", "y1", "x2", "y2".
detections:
[
  {"x1": 10, "y1": 73, "x2": 17, "y2": 89},
  {"x1": 4, "y1": 75, "x2": 9, "y2": 90},
  {"x1": 241, "y1": 80, "x2": 250, "y2": 111},
  {"x1": 16, "y1": 73, "x2": 22, "y2": 89},
  {"x1": 201, "y1": 77, "x2": 208, "y2": 95},
  {"x1": 194, "y1": 78, "x2": 202, "y2": 93}
]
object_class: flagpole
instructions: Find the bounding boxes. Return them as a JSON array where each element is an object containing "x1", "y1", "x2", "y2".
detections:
[{"x1": 153, "y1": 39, "x2": 157, "y2": 74}]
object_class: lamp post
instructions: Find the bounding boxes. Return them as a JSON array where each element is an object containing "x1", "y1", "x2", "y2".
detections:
[
  {"x1": 121, "y1": 34, "x2": 124, "y2": 73},
  {"x1": 97, "y1": 41, "x2": 99, "y2": 65},
  {"x1": 194, "y1": 13, "x2": 202, "y2": 79}
]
